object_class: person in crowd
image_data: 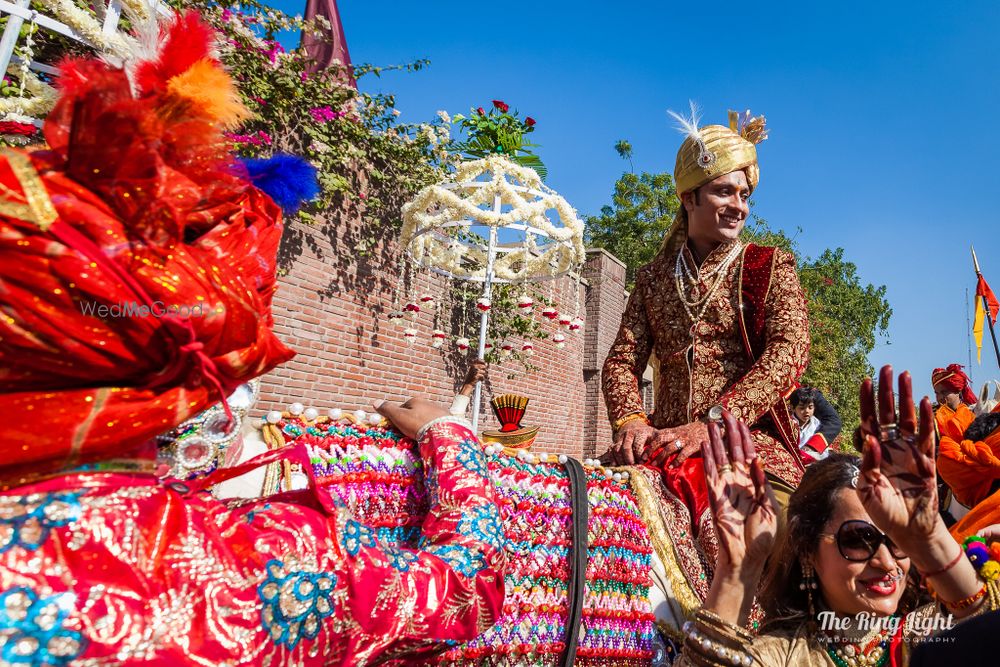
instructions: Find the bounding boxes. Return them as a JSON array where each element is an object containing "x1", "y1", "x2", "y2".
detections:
[
  {"x1": 789, "y1": 387, "x2": 840, "y2": 464},
  {"x1": 932, "y1": 364, "x2": 978, "y2": 436},
  {"x1": 675, "y1": 366, "x2": 999, "y2": 666},
  {"x1": 0, "y1": 13, "x2": 505, "y2": 664},
  {"x1": 941, "y1": 410, "x2": 1000, "y2": 534},
  {"x1": 601, "y1": 108, "x2": 808, "y2": 501}
]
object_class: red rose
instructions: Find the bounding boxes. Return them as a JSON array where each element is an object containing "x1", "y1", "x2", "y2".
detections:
[
  {"x1": 476, "y1": 107, "x2": 485, "y2": 115},
  {"x1": 0, "y1": 121, "x2": 37, "y2": 136},
  {"x1": 525, "y1": 117, "x2": 536, "y2": 127},
  {"x1": 492, "y1": 99, "x2": 509, "y2": 113}
]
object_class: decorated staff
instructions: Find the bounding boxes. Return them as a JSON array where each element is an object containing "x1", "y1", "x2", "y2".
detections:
[{"x1": 971, "y1": 245, "x2": 1000, "y2": 368}]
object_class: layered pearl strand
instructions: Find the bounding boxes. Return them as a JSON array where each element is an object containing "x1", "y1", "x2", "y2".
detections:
[{"x1": 673, "y1": 241, "x2": 744, "y2": 323}]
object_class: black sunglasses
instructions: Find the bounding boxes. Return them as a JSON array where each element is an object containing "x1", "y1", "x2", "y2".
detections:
[{"x1": 823, "y1": 520, "x2": 909, "y2": 562}]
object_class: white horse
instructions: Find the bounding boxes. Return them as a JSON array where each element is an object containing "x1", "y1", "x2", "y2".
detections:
[{"x1": 975, "y1": 379, "x2": 1000, "y2": 416}]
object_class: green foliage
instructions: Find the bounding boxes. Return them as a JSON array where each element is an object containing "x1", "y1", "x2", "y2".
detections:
[
  {"x1": 585, "y1": 170, "x2": 679, "y2": 289},
  {"x1": 450, "y1": 100, "x2": 545, "y2": 178},
  {"x1": 798, "y1": 249, "x2": 892, "y2": 440},
  {"x1": 614, "y1": 139, "x2": 634, "y2": 172},
  {"x1": 742, "y1": 219, "x2": 891, "y2": 438},
  {"x1": 169, "y1": 0, "x2": 447, "y2": 233},
  {"x1": 586, "y1": 143, "x2": 891, "y2": 441}
]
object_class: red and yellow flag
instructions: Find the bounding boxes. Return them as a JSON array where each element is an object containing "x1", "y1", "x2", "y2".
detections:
[{"x1": 974, "y1": 274, "x2": 1000, "y2": 362}]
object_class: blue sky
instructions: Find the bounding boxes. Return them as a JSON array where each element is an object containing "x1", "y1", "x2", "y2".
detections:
[{"x1": 274, "y1": 1, "x2": 1000, "y2": 401}]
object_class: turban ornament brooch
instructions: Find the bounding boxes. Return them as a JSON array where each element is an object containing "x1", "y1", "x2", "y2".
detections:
[{"x1": 669, "y1": 101, "x2": 716, "y2": 168}]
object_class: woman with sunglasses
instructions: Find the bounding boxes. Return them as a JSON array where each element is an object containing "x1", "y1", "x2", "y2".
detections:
[{"x1": 676, "y1": 366, "x2": 999, "y2": 667}]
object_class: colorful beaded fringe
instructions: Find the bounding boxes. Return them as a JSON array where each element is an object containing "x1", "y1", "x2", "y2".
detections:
[{"x1": 271, "y1": 415, "x2": 655, "y2": 665}]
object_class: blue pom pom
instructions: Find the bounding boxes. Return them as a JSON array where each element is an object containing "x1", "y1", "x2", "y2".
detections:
[{"x1": 240, "y1": 155, "x2": 319, "y2": 214}]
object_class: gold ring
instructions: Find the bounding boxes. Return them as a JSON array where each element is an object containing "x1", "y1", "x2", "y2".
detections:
[{"x1": 719, "y1": 463, "x2": 733, "y2": 474}]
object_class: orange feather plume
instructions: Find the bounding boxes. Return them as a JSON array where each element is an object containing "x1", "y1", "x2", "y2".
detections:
[{"x1": 165, "y1": 59, "x2": 250, "y2": 128}]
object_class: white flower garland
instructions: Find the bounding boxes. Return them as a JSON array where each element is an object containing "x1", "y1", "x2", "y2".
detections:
[
  {"x1": 0, "y1": 69, "x2": 56, "y2": 116},
  {"x1": 400, "y1": 155, "x2": 585, "y2": 281},
  {"x1": 0, "y1": 0, "x2": 155, "y2": 120}
]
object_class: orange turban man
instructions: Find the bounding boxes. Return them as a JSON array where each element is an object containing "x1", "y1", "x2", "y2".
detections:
[
  {"x1": 944, "y1": 412, "x2": 1000, "y2": 542},
  {"x1": 932, "y1": 364, "x2": 977, "y2": 437}
]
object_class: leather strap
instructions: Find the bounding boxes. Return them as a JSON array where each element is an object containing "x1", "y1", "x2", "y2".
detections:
[{"x1": 561, "y1": 457, "x2": 589, "y2": 667}]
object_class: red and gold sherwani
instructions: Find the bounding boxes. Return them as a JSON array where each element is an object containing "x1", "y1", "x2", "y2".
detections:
[
  {"x1": 603, "y1": 231, "x2": 810, "y2": 487},
  {"x1": 603, "y1": 230, "x2": 810, "y2": 616}
]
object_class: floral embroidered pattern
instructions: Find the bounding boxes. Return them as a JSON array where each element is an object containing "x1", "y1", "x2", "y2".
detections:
[
  {"x1": 0, "y1": 587, "x2": 85, "y2": 666},
  {"x1": 381, "y1": 544, "x2": 420, "y2": 572},
  {"x1": 426, "y1": 543, "x2": 487, "y2": 577},
  {"x1": 455, "y1": 438, "x2": 489, "y2": 478},
  {"x1": 0, "y1": 492, "x2": 81, "y2": 553},
  {"x1": 341, "y1": 520, "x2": 376, "y2": 557},
  {"x1": 457, "y1": 504, "x2": 505, "y2": 551},
  {"x1": 258, "y1": 560, "x2": 337, "y2": 650}
]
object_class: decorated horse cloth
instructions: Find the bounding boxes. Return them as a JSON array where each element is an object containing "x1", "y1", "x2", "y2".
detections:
[
  {"x1": 0, "y1": 421, "x2": 506, "y2": 665},
  {"x1": 262, "y1": 412, "x2": 660, "y2": 666}
]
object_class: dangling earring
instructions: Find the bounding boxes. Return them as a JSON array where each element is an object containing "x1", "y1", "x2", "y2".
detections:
[{"x1": 800, "y1": 561, "x2": 819, "y2": 619}]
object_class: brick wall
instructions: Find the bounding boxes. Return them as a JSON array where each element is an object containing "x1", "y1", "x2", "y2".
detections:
[{"x1": 254, "y1": 214, "x2": 630, "y2": 459}]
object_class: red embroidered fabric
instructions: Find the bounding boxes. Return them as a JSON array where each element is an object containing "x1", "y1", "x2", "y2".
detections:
[
  {"x1": 601, "y1": 232, "x2": 810, "y2": 485},
  {"x1": 0, "y1": 421, "x2": 506, "y2": 664}
]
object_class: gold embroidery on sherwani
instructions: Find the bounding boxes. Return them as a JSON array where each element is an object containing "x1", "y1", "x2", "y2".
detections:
[{"x1": 602, "y1": 231, "x2": 810, "y2": 485}]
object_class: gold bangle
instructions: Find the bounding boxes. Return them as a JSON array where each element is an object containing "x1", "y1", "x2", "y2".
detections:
[
  {"x1": 683, "y1": 619, "x2": 751, "y2": 667},
  {"x1": 613, "y1": 411, "x2": 649, "y2": 432},
  {"x1": 696, "y1": 608, "x2": 755, "y2": 643}
]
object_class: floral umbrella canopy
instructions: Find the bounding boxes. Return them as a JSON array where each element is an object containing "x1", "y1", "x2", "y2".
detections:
[{"x1": 401, "y1": 111, "x2": 585, "y2": 429}]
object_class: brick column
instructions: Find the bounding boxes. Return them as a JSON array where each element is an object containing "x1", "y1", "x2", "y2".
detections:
[{"x1": 581, "y1": 248, "x2": 628, "y2": 458}]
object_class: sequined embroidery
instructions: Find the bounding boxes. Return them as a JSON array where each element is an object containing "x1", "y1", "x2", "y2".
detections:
[
  {"x1": 0, "y1": 492, "x2": 81, "y2": 553},
  {"x1": 455, "y1": 438, "x2": 489, "y2": 478},
  {"x1": 258, "y1": 560, "x2": 337, "y2": 650},
  {"x1": 341, "y1": 520, "x2": 376, "y2": 557},
  {"x1": 457, "y1": 504, "x2": 505, "y2": 551},
  {"x1": 0, "y1": 588, "x2": 85, "y2": 666}
]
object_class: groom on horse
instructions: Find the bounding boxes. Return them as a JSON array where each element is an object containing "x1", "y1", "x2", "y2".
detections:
[{"x1": 602, "y1": 108, "x2": 810, "y2": 523}]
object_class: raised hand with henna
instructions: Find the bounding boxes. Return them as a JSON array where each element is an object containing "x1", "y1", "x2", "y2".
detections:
[
  {"x1": 856, "y1": 366, "x2": 939, "y2": 550},
  {"x1": 700, "y1": 409, "x2": 779, "y2": 624},
  {"x1": 858, "y1": 365, "x2": 986, "y2": 614}
]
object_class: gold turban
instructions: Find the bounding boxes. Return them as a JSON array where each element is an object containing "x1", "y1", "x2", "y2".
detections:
[{"x1": 672, "y1": 109, "x2": 768, "y2": 195}]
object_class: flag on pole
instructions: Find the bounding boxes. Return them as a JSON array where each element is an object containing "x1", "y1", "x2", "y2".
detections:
[{"x1": 973, "y1": 274, "x2": 999, "y2": 362}]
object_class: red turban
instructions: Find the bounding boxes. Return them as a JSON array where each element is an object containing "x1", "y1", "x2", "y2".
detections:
[
  {"x1": 932, "y1": 364, "x2": 977, "y2": 405},
  {"x1": 0, "y1": 13, "x2": 295, "y2": 482}
]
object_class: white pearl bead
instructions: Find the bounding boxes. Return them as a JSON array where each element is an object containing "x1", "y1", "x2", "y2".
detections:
[
  {"x1": 368, "y1": 413, "x2": 383, "y2": 425},
  {"x1": 303, "y1": 407, "x2": 319, "y2": 421},
  {"x1": 265, "y1": 410, "x2": 283, "y2": 424},
  {"x1": 353, "y1": 410, "x2": 367, "y2": 423},
  {"x1": 288, "y1": 402, "x2": 304, "y2": 416},
  {"x1": 328, "y1": 408, "x2": 343, "y2": 420},
  {"x1": 613, "y1": 472, "x2": 623, "y2": 482},
  {"x1": 603, "y1": 469, "x2": 613, "y2": 479},
  {"x1": 558, "y1": 455, "x2": 568, "y2": 464}
]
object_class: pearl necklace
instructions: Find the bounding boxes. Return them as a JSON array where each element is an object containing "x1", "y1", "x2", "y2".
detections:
[{"x1": 673, "y1": 241, "x2": 744, "y2": 323}]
